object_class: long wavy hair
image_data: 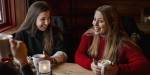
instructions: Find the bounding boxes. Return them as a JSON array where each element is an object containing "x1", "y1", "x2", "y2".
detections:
[
  {"x1": 88, "y1": 5, "x2": 138, "y2": 63},
  {"x1": 16, "y1": 1, "x2": 55, "y2": 52}
]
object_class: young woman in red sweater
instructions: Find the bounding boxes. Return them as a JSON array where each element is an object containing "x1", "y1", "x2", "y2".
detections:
[{"x1": 75, "y1": 5, "x2": 150, "y2": 75}]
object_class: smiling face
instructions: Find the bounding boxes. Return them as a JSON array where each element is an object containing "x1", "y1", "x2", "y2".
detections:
[
  {"x1": 36, "y1": 10, "x2": 51, "y2": 31},
  {"x1": 92, "y1": 11, "x2": 108, "y2": 35}
]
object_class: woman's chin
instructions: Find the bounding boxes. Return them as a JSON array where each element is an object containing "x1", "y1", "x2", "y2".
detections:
[
  {"x1": 94, "y1": 31, "x2": 100, "y2": 35},
  {"x1": 41, "y1": 27, "x2": 48, "y2": 31},
  {"x1": 39, "y1": 29, "x2": 46, "y2": 31},
  {"x1": 94, "y1": 31, "x2": 106, "y2": 35}
]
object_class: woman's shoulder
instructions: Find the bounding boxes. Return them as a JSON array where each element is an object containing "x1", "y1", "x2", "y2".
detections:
[
  {"x1": 82, "y1": 28, "x2": 95, "y2": 36},
  {"x1": 52, "y1": 26, "x2": 63, "y2": 33},
  {"x1": 83, "y1": 32, "x2": 93, "y2": 36},
  {"x1": 15, "y1": 30, "x2": 29, "y2": 36},
  {"x1": 14, "y1": 30, "x2": 29, "y2": 39},
  {"x1": 120, "y1": 38, "x2": 140, "y2": 51},
  {"x1": 81, "y1": 32, "x2": 94, "y2": 41},
  {"x1": 17, "y1": 29, "x2": 29, "y2": 33}
]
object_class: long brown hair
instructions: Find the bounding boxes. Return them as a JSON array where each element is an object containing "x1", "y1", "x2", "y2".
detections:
[
  {"x1": 88, "y1": 5, "x2": 132, "y2": 63},
  {"x1": 16, "y1": 1, "x2": 55, "y2": 51}
]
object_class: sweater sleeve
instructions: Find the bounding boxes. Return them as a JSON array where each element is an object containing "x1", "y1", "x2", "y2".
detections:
[
  {"x1": 118, "y1": 41, "x2": 150, "y2": 75},
  {"x1": 75, "y1": 35, "x2": 93, "y2": 70}
]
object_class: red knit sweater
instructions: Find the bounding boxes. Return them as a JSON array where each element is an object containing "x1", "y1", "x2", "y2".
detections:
[{"x1": 75, "y1": 34, "x2": 150, "y2": 75}]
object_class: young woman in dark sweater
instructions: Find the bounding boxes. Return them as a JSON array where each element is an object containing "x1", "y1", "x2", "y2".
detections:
[{"x1": 14, "y1": 1, "x2": 67, "y2": 64}]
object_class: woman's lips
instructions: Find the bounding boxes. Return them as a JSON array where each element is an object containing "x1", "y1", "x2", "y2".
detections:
[{"x1": 94, "y1": 27, "x2": 100, "y2": 31}]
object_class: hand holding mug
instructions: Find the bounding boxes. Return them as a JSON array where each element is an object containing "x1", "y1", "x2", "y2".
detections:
[
  {"x1": 43, "y1": 51, "x2": 55, "y2": 64},
  {"x1": 91, "y1": 59, "x2": 101, "y2": 75},
  {"x1": 97, "y1": 59, "x2": 118, "y2": 75}
]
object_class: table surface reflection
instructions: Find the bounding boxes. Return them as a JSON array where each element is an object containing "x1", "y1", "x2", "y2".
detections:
[{"x1": 53, "y1": 63, "x2": 94, "y2": 75}]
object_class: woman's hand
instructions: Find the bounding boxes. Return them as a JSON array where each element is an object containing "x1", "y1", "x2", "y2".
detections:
[
  {"x1": 43, "y1": 51, "x2": 58, "y2": 65},
  {"x1": 9, "y1": 40, "x2": 28, "y2": 65},
  {"x1": 91, "y1": 59, "x2": 101, "y2": 75},
  {"x1": 43, "y1": 50, "x2": 50, "y2": 59}
]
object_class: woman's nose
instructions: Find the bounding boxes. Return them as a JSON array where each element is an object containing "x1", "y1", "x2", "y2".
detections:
[
  {"x1": 44, "y1": 20, "x2": 49, "y2": 26},
  {"x1": 93, "y1": 21, "x2": 99, "y2": 26}
]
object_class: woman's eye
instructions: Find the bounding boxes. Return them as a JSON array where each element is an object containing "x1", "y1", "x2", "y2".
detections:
[
  {"x1": 93, "y1": 18, "x2": 96, "y2": 21},
  {"x1": 41, "y1": 18, "x2": 45, "y2": 21},
  {"x1": 99, "y1": 20, "x2": 104, "y2": 23}
]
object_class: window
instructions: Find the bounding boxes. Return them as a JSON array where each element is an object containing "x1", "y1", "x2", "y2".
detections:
[
  {"x1": 0, "y1": 11, "x2": 1, "y2": 21},
  {"x1": 0, "y1": 0, "x2": 6, "y2": 24},
  {"x1": 0, "y1": 0, "x2": 16, "y2": 32},
  {"x1": 143, "y1": 8, "x2": 150, "y2": 25}
]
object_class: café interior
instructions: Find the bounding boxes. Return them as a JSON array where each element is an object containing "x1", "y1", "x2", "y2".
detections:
[{"x1": 0, "y1": 0, "x2": 150, "y2": 75}]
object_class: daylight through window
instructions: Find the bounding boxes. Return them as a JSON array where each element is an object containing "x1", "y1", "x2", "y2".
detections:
[
  {"x1": 0, "y1": 11, "x2": 2, "y2": 21},
  {"x1": 0, "y1": 0, "x2": 6, "y2": 25}
]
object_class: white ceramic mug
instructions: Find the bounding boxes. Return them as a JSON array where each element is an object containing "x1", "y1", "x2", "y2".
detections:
[
  {"x1": 97, "y1": 59, "x2": 112, "y2": 75},
  {"x1": 32, "y1": 54, "x2": 45, "y2": 69}
]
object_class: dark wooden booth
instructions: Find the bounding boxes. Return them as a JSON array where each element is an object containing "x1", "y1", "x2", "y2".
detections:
[{"x1": 27, "y1": 0, "x2": 150, "y2": 62}]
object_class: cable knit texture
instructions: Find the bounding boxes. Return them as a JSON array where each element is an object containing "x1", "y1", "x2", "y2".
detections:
[{"x1": 75, "y1": 34, "x2": 150, "y2": 75}]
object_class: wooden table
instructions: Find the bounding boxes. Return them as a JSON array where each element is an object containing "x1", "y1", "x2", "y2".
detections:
[{"x1": 53, "y1": 63, "x2": 94, "y2": 75}]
